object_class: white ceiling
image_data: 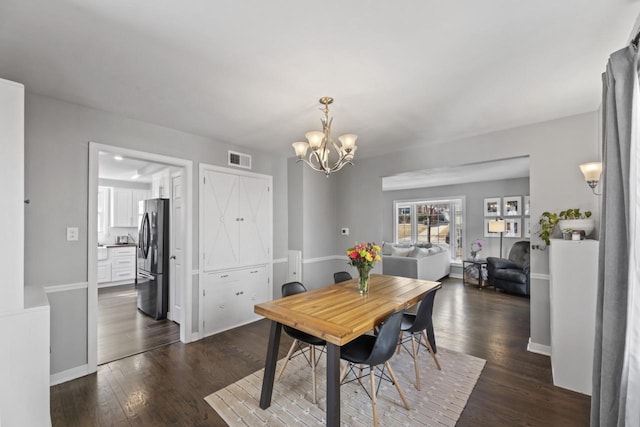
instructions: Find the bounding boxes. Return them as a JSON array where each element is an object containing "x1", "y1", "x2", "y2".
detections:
[
  {"x1": 382, "y1": 157, "x2": 530, "y2": 191},
  {"x1": 0, "y1": 1, "x2": 638, "y2": 159},
  {"x1": 98, "y1": 152, "x2": 168, "y2": 183}
]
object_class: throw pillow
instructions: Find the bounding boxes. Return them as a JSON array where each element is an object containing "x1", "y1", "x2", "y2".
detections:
[
  {"x1": 410, "y1": 247, "x2": 430, "y2": 258},
  {"x1": 390, "y1": 246, "x2": 413, "y2": 257},
  {"x1": 415, "y1": 242, "x2": 433, "y2": 249},
  {"x1": 381, "y1": 242, "x2": 393, "y2": 255}
]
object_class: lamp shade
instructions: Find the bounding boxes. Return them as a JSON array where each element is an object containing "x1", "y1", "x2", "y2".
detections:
[
  {"x1": 580, "y1": 162, "x2": 602, "y2": 182},
  {"x1": 338, "y1": 134, "x2": 358, "y2": 151},
  {"x1": 305, "y1": 131, "x2": 325, "y2": 149},
  {"x1": 292, "y1": 141, "x2": 309, "y2": 158},
  {"x1": 488, "y1": 219, "x2": 506, "y2": 233}
]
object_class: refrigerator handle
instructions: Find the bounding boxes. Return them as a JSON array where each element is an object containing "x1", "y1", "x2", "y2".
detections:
[{"x1": 142, "y1": 212, "x2": 150, "y2": 258}]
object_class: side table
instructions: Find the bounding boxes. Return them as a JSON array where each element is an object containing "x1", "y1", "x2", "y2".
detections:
[{"x1": 462, "y1": 258, "x2": 490, "y2": 289}]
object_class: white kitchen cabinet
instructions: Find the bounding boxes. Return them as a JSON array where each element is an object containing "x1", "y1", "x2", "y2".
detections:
[
  {"x1": 202, "y1": 265, "x2": 269, "y2": 337},
  {"x1": 110, "y1": 188, "x2": 150, "y2": 227},
  {"x1": 98, "y1": 245, "x2": 137, "y2": 287},
  {"x1": 152, "y1": 170, "x2": 171, "y2": 198},
  {"x1": 549, "y1": 238, "x2": 599, "y2": 395},
  {"x1": 202, "y1": 168, "x2": 271, "y2": 271},
  {"x1": 97, "y1": 260, "x2": 112, "y2": 284}
]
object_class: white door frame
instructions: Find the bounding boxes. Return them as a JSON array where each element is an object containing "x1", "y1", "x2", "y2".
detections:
[
  {"x1": 88, "y1": 142, "x2": 194, "y2": 374},
  {"x1": 168, "y1": 170, "x2": 184, "y2": 323}
]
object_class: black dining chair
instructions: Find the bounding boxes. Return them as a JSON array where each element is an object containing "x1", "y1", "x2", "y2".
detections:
[
  {"x1": 396, "y1": 289, "x2": 441, "y2": 390},
  {"x1": 333, "y1": 271, "x2": 352, "y2": 283},
  {"x1": 276, "y1": 281, "x2": 326, "y2": 404},
  {"x1": 340, "y1": 309, "x2": 410, "y2": 427}
]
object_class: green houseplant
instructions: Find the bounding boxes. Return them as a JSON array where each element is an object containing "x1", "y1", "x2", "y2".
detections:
[{"x1": 537, "y1": 209, "x2": 593, "y2": 247}]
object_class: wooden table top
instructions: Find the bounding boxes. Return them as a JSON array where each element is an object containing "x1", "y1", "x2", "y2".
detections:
[{"x1": 254, "y1": 274, "x2": 441, "y2": 346}]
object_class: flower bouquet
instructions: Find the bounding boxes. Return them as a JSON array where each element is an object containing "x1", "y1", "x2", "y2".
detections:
[
  {"x1": 470, "y1": 239, "x2": 483, "y2": 260},
  {"x1": 346, "y1": 242, "x2": 381, "y2": 294}
]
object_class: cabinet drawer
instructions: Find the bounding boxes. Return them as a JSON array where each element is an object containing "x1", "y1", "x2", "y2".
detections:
[
  {"x1": 111, "y1": 268, "x2": 135, "y2": 281},
  {"x1": 206, "y1": 265, "x2": 267, "y2": 285},
  {"x1": 110, "y1": 246, "x2": 136, "y2": 257},
  {"x1": 112, "y1": 257, "x2": 135, "y2": 268}
]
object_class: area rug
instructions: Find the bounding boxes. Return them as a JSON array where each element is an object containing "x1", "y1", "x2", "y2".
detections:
[{"x1": 205, "y1": 347, "x2": 485, "y2": 426}]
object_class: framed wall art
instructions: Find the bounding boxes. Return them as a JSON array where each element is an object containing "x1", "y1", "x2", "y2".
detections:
[
  {"x1": 503, "y1": 196, "x2": 522, "y2": 216},
  {"x1": 524, "y1": 195, "x2": 530, "y2": 216},
  {"x1": 484, "y1": 197, "x2": 501, "y2": 217},
  {"x1": 505, "y1": 218, "x2": 522, "y2": 237},
  {"x1": 524, "y1": 217, "x2": 531, "y2": 238}
]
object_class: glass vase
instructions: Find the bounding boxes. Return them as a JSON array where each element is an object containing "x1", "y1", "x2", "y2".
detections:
[{"x1": 358, "y1": 266, "x2": 371, "y2": 294}]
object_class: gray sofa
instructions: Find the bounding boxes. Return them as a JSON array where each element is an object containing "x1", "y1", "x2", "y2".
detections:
[{"x1": 381, "y1": 243, "x2": 451, "y2": 281}]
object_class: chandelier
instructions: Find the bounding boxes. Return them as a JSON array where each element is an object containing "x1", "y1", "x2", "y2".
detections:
[{"x1": 291, "y1": 97, "x2": 358, "y2": 177}]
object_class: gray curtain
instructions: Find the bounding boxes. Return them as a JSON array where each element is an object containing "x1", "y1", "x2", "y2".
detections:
[{"x1": 591, "y1": 43, "x2": 639, "y2": 426}]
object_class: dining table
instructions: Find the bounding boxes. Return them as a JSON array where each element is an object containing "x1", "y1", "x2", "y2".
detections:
[{"x1": 254, "y1": 273, "x2": 441, "y2": 426}]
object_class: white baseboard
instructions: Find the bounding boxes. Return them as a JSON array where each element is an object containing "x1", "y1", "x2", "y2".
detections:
[
  {"x1": 527, "y1": 338, "x2": 551, "y2": 356},
  {"x1": 190, "y1": 331, "x2": 201, "y2": 342},
  {"x1": 449, "y1": 272, "x2": 463, "y2": 279},
  {"x1": 50, "y1": 364, "x2": 89, "y2": 386}
]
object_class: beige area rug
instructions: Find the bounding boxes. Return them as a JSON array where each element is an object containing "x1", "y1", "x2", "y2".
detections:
[{"x1": 205, "y1": 346, "x2": 485, "y2": 426}]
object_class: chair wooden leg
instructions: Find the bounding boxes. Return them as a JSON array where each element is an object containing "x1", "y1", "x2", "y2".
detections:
[
  {"x1": 411, "y1": 334, "x2": 421, "y2": 390},
  {"x1": 385, "y1": 362, "x2": 410, "y2": 410},
  {"x1": 340, "y1": 362, "x2": 349, "y2": 383},
  {"x1": 370, "y1": 367, "x2": 378, "y2": 427},
  {"x1": 276, "y1": 339, "x2": 298, "y2": 381},
  {"x1": 310, "y1": 345, "x2": 317, "y2": 404},
  {"x1": 422, "y1": 330, "x2": 441, "y2": 370},
  {"x1": 396, "y1": 331, "x2": 403, "y2": 354}
]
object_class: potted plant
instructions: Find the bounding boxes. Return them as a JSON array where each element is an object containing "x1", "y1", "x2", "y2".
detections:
[{"x1": 537, "y1": 209, "x2": 593, "y2": 246}]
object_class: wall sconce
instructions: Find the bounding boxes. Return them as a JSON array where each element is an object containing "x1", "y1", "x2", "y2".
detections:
[{"x1": 579, "y1": 162, "x2": 602, "y2": 195}]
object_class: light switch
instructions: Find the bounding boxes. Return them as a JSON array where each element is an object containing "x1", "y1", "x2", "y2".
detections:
[{"x1": 66, "y1": 227, "x2": 79, "y2": 241}]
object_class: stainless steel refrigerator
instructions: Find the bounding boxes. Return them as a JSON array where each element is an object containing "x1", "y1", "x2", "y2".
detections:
[{"x1": 137, "y1": 198, "x2": 169, "y2": 320}]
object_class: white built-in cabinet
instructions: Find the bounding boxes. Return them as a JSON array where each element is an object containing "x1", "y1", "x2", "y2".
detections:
[
  {"x1": 110, "y1": 188, "x2": 150, "y2": 227},
  {"x1": 549, "y1": 238, "x2": 599, "y2": 395},
  {"x1": 203, "y1": 266, "x2": 269, "y2": 334},
  {"x1": 152, "y1": 169, "x2": 171, "y2": 198},
  {"x1": 200, "y1": 165, "x2": 272, "y2": 337},
  {"x1": 97, "y1": 246, "x2": 136, "y2": 287},
  {"x1": 202, "y1": 169, "x2": 271, "y2": 270}
]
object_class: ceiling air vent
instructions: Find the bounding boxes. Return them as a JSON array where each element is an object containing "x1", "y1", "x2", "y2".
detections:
[{"x1": 228, "y1": 150, "x2": 252, "y2": 169}]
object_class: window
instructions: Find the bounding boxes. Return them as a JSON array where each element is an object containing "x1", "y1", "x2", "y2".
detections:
[{"x1": 394, "y1": 198, "x2": 464, "y2": 261}]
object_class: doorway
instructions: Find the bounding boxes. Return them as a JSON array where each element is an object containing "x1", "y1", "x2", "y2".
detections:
[{"x1": 88, "y1": 142, "x2": 193, "y2": 373}]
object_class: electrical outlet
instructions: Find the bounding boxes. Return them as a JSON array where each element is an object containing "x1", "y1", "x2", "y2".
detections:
[
  {"x1": 341, "y1": 227, "x2": 349, "y2": 236},
  {"x1": 66, "y1": 227, "x2": 79, "y2": 241}
]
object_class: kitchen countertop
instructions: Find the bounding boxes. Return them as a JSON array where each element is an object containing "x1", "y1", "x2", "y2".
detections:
[{"x1": 100, "y1": 243, "x2": 137, "y2": 248}]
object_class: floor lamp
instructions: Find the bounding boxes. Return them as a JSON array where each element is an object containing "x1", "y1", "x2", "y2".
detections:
[{"x1": 489, "y1": 218, "x2": 507, "y2": 258}]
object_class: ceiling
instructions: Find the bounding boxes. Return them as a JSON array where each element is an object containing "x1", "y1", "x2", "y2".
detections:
[
  {"x1": 0, "y1": 1, "x2": 638, "y2": 159},
  {"x1": 382, "y1": 157, "x2": 530, "y2": 191},
  {"x1": 98, "y1": 151, "x2": 168, "y2": 183}
]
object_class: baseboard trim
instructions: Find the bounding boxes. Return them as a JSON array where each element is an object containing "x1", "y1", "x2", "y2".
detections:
[
  {"x1": 527, "y1": 338, "x2": 551, "y2": 356},
  {"x1": 449, "y1": 272, "x2": 463, "y2": 279},
  {"x1": 50, "y1": 364, "x2": 90, "y2": 386},
  {"x1": 190, "y1": 331, "x2": 201, "y2": 342}
]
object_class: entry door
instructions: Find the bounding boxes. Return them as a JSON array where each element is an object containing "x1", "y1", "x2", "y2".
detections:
[{"x1": 169, "y1": 172, "x2": 184, "y2": 323}]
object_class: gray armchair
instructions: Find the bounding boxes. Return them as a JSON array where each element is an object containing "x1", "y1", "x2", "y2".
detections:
[{"x1": 486, "y1": 241, "x2": 530, "y2": 296}]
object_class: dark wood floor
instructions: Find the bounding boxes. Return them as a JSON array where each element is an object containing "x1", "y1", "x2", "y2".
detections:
[
  {"x1": 53, "y1": 278, "x2": 590, "y2": 426},
  {"x1": 98, "y1": 284, "x2": 180, "y2": 365}
]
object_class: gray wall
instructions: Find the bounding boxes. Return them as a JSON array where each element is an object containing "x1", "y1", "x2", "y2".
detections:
[
  {"x1": 334, "y1": 112, "x2": 600, "y2": 348},
  {"x1": 24, "y1": 92, "x2": 289, "y2": 374},
  {"x1": 382, "y1": 177, "x2": 531, "y2": 260}
]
